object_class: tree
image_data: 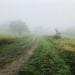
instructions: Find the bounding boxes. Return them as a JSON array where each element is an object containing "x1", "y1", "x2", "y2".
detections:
[
  {"x1": 54, "y1": 28, "x2": 61, "y2": 39},
  {"x1": 9, "y1": 20, "x2": 29, "y2": 37}
]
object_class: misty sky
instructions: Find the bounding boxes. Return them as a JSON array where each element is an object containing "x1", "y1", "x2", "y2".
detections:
[{"x1": 0, "y1": 0, "x2": 75, "y2": 34}]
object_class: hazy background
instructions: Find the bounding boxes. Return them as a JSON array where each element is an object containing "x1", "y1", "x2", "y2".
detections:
[{"x1": 0, "y1": 0, "x2": 75, "y2": 35}]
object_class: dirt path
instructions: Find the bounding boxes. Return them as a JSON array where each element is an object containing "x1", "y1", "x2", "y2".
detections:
[{"x1": 0, "y1": 38, "x2": 38, "y2": 75}]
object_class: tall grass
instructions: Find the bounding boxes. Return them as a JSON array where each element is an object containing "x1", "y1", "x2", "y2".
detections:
[
  {"x1": 22, "y1": 38, "x2": 71, "y2": 75},
  {"x1": 0, "y1": 35, "x2": 33, "y2": 68}
]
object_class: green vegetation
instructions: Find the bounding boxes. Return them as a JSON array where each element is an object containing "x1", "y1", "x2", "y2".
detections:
[
  {"x1": 0, "y1": 34, "x2": 75, "y2": 75},
  {"x1": 22, "y1": 38, "x2": 71, "y2": 75},
  {"x1": 19, "y1": 37, "x2": 75, "y2": 75},
  {"x1": 0, "y1": 35, "x2": 16, "y2": 45},
  {"x1": 0, "y1": 35, "x2": 33, "y2": 68}
]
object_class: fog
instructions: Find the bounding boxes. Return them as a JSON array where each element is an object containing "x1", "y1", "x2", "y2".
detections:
[{"x1": 0, "y1": 0, "x2": 75, "y2": 35}]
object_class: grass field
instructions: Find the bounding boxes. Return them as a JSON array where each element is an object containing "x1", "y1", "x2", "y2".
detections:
[{"x1": 0, "y1": 35, "x2": 75, "y2": 75}]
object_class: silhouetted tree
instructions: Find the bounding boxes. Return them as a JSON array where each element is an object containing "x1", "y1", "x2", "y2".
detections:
[
  {"x1": 9, "y1": 21, "x2": 29, "y2": 37},
  {"x1": 54, "y1": 28, "x2": 61, "y2": 39}
]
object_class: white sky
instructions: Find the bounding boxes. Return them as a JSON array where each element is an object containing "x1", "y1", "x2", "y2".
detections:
[{"x1": 0, "y1": 0, "x2": 75, "y2": 33}]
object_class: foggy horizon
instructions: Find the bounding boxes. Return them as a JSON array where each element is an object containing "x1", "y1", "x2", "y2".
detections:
[{"x1": 0, "y1": 0, "x2": 75, "y2": 34}]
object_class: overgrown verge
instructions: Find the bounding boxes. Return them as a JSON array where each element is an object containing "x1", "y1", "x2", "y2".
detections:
[
  {"x1": 0, "y1": 35, "x2": 16, "y2": 45},
  {"x1": 48, "y1": 38, "x2": 75, "y2": 75},
  {"x1": 0, "y1": 36, "x2": 33, "y2": 69}
]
